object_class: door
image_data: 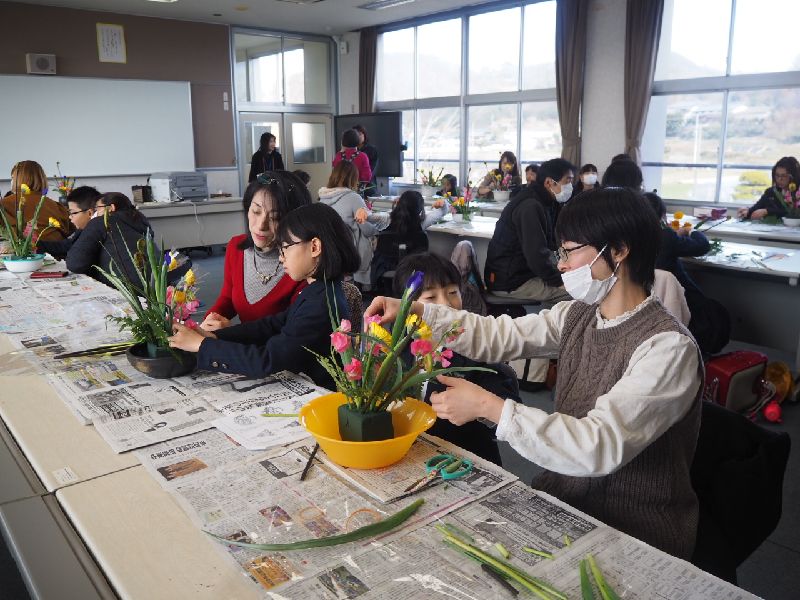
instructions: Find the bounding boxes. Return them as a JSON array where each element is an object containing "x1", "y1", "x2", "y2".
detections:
[
  {"x1": 283, "y1": 113, "x2": 333, "y2": 197},
  {"x1": 238, "y1": 112, "x2": 282, "y2": 192}
]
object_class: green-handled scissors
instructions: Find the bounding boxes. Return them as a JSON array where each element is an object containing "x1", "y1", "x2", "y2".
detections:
[{"x1": 403, "y1": 454, "x2": 473, "y2": 493}]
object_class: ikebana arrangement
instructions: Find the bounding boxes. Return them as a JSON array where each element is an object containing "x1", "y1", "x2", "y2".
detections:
[
  {"x1": 307, "y1": 271, "x2": 490, "y2": 447},
  {"x1": 54, "y1": 161, "x2": 76, "y2": 203},
  {"x1": 779, "y1": 182, "x2": 800, "y2": 225},
  {"x1": 97, "y1": 230, "x2": 198, "y2": 378},
  {"x1": 0, "y1": 183, "x2": 50, "y2": 272}
]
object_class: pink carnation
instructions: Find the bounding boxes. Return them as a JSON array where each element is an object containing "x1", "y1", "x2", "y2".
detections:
[
  {"x1": 330, "y1": 331, "x2": 350, "y2": 353},
  {"x1": 439, "y1": 348, "x2": 454, "y2": 368},
  {"x1": 343, "y1": 357, "x2": 363, "y2": 381},
  {"x1": 410, "y1": 339, "x2": 433, "y2": 357},
  {"x1": 364, "y1": 314, "x2": 382, "y2": 327},
  {"x1": 339, "y1": 319, "x2": 352, "y2": 333}
]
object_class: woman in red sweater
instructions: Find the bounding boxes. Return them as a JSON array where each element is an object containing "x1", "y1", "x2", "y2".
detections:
[
  {"x1": 201, "y1": 171, "x2": 311, "y2": 330},
  {"x1": 332, "y1": 129, "x2": 372, "y2": 186}
]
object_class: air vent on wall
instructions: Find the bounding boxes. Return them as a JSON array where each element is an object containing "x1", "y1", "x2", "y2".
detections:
[
  {"x1": 359, "y1": 0, "x2": 415, "y2": 9},
  {"x1": 25, "y1": 53, "x2": 56, "y2": 75}
]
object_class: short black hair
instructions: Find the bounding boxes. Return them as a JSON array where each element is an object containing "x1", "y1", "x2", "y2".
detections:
[
  {"x1": 555, "y1": 187, "x2": 661, "y2": 291},
  {"x1": 601, "y1": 159, "x2": 643, "y2": 190},
  {"x1": 67, "y1": 186, "x2": 101, "y2": 211},
  {"x1": 525, "y1": 163, "x2": 539, "y2": 174},
  {"x1": 392, "y1": 252, "x2": 460, "y2": 299},
  {"x1": 579, "y1": 163, "x2": 598, "y2": 174},
  {"x1": 239, "y1": 171, "x2": 312, "y2": 250},
  {"x1": 643, "y1": 191, "x2": 666, "y2": 220},
  {"x1": 538, "y1": 158, "x2": 575, "y2": 185},
  {"x1": 612, "y1": 153, "x2": 632, "y2": 163},
  {"x1": 292, "y1": 169, "x2": 311, "y2": 185},
  {"x1": 341, "y1": 129, "x2": 360, "y2": 149},
  {"x1": 441, "y1": 174, "x2": 458, "y2": 191},
  {"x1": 277, "y1": 203, "x2": 360, "y2": 281}
]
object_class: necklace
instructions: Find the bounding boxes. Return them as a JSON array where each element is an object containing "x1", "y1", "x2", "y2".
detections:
[{"x1": 253, "y1": 249, "x2": 281, "y2": 285}]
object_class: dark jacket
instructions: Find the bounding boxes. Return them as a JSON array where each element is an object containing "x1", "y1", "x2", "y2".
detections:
[
  {"x1": 38, "y1": 229, "x2": 82, "y2": 261},
  {"x1": 66, "y1": 211, "x2": 151, "y2": 287},
  {"x1": 197, "y1": 280, "x2": 349, "y2": 388},
  {"x1": 360, "y1": 143, "x2": 379, "y2": 176},
  {"x1": 747, "y1": 187, "x2": 789, "y2": 218},
  {"x1": 424, "y1": 355, "x2": 519, "y2": 466},
  {"x1": 484, "y1": 183, "x2": 561, "y2": 291},
  {"x1": 655, "y1": 226, "x2": 710, "y2": 294},
  {"x1": 248, "y1": 150, "x2": 285, "y2": 182}
]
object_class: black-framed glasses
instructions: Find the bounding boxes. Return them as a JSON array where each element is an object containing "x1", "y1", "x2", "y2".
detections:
[
  {"x1": 68, "y1": 207, "x2": 93, "y2": 216},
  {"x1": 279, "y1": 240, "x2": 303, "y2": 257},
  {"x1": 554, "y1": 243, "x2": 589, "y2": 263}
]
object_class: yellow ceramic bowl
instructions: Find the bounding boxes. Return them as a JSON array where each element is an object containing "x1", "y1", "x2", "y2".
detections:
[{"x1": 299, "y1": 393, "x2": 436, "y2": 469}]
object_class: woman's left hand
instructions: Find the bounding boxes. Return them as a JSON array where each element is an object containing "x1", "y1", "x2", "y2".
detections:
[
  {"x1": 168, "y1": 322, "x2": 215, "y2": 353},
  {"x1": 430, "y1": 375, "x2": 504, "y2": 425}
]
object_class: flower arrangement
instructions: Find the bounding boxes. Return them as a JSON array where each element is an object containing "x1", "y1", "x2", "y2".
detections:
[
  {"x1": 54, "y1": 162, "x2": 75, "y2": 201},
  {"x1": 778, "y1": 182, "x2": 800, "y2": 218},
  {"x1": 450, "y1": 184, "x2": 477, "y2": 221},
  {"x1": 0, "y1": 183, "x2": 49, "y2": 258},
  {"x1": 418, "y1": 166, "x2": 444, "y2": 188},
  {"x1": 669, "y1": 210, "x2": 692, "y2": 233},
  {"x1": 96, "y1": 230, "x2": 198, "y2": 356},
  {"x1": 482, "y1": 162, "x2": 513, "y2": 192},
  {"x1": 310, "y1": 271, "x2": 490, "y2": 441}
]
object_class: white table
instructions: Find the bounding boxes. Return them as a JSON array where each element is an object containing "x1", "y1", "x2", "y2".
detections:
[
  {"x1": 668, "y1": 214, "x2": 800, "y2": 248},
  {"x1": 427, "y1": 215, "x2": 497, "y2": 271},
  {"x1": 138, "y1": 197, "x2": 244, "y2": 249}
]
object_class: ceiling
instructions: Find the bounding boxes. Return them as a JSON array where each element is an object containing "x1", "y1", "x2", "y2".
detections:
[{"x1": 10, "y1": 0, "x2": 494, "y2": 35}]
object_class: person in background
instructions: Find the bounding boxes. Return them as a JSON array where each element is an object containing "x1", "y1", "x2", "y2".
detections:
[
  {"x1": 573, "y1": 163, "x2": 599, "y2": 196},
  {"x1": 478, "y1": 151, "x2": 522, "y2": 198},
  {"x1": 353, "y1": 124, "x2": 379, "y2": 196},
  {"x1": 202, "y1": 171, "x2": 310, "y2": 331},
  {"x1": 437, "y1": 174, "x2": 460, "y2": 198},
  {"x1": 484, "y1": 158, "x2": 574, "y2": 303},
  {"x1": 2, "y1": 160, "x2": 71, "y2": 244},
  {"x1": 37, "y1": 186, "x2": 101, "y2": 260},
  {"x1": 612, "y1": 152, "x2": 633, "y2": 163},
  {"x1": 248, "y1": 133, "x2": 284, "y2": 183},
  {"x1": 168, "y1": 203, "x2": 359, "y2": 389},
  {"x1": 366, "y1": 188, "x2": 704, "y2": 559},
  {"x1": 66, "y1": 192, "x2": 151, "y2": 286},
  {"x1": 392, "y1": 252, "x2": 520, "y2": 465},
  {"x1": 525, "y1": 163, "x2": 539, "y2": 185},
  {"x1": 318, "y1": 161, "x2": 379, "y2": 288},
  {"x1": 737, "y1": 156, "x2": 800, "y2": 220},
  {"x1": 601, "y1": 158, "x2": 643, "y2": 190},
  {"x1": 332, "y1": 129, "x2": 372, "y2": 187},
  {"x1": 292, "y1": 170, "x2": 311, "y2": 187}
]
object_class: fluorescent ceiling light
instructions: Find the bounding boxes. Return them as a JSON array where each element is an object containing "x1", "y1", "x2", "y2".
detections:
[
  {"x1": 145, "y1": 0, "x2": 180, "y2": 3},
  {"x1": 359, "y1": 0, "x2": 416, "y2": 10}
]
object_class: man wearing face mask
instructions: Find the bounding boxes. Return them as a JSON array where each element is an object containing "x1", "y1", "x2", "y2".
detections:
[{"x1": 484, "y1": 158, "x2": 574, "y2": 302}]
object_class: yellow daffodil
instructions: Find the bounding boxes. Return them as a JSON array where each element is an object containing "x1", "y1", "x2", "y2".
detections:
[
  {"x1": 184, "y1": 269, "x2": 196, "y2": 286},
  {"x1": 168, "y1": 258, "x2": 178, "y2": 271},
  {"x1": 48, "y1": 217, "x2": 61, "y2": 228},
  {"x1": 416, "y1": 321, "x2": 432, "y2": 340},
  {"x1": 369, "y1": 322, "x2": 393, "y2": 346},
  {"x1": 406, "y1": 313, "x2": 419, "y2": 328},
  {"x1": 673, "y1": 211, "x2": 684, "y2": 220},
  {"x1": 173, "y1": 290, "x2": 186, "y2": 304},
  {"x1": 20, "y1": 184, "x2": 30, "y2": 195},
  {"x1": 790, "y1": 182, "x2": 797, "y2": 192}
]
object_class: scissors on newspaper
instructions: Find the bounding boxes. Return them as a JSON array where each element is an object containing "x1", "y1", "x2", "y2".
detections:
[{"x1": 403, "y1": 454, "x2": 473, "y2": 494}]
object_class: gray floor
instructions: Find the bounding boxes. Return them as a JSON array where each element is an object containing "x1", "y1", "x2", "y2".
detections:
[{"x1": 2, "y1": 246, "x2": 798, "y2": 598}]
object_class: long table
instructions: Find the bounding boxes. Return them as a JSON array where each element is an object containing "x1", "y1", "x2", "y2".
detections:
[
  {"x1": 0, "y1": 264, "x2": 761, "y2": 599},
  {"x1": 669, "y1": 214, "x2": 800, "y2": 248},
  {"x1": 137, "y1": 197, "x2": 244, "y2": 249}
]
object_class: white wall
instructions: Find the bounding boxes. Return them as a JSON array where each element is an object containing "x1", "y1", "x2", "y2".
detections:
[
  {"x1": 581, "y1": 0, "x2": 627, "y2": 176},
  {"x1": 337, "y1": 31, "x2": 361, "y2": 116}
]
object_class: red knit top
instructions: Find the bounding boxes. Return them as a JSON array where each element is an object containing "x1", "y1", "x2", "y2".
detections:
[
  {"x1": 332, "y1": 148, "x2": 373, "y2": 184},
  {"x1": 207, "y1": 234, "x2": 306, "y2": 323}
]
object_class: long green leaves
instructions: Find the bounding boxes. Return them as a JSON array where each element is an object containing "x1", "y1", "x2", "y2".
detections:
[{"x1": 208, "y1": 498, "x2": 423, "y2": 552}]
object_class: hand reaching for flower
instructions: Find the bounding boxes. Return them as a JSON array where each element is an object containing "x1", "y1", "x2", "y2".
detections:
[
  {"x1": 431, "y1": 199, "x2": 446, "y2": 209},
  {"x1": 168, "y1": 322, "x2": 215, "y2": 353},
  {"x1": 364, "y1": 296, "x2": 423, "y2": 329},
  {"x1": 430, "y1": 375, "x2": 504, "y2": 426},
  {"x1": 200, "y1": 311, "x2": 231, "y2": 332},
  {"x1": 355, "y1": 207, "x2": 369, "y2": 224}
]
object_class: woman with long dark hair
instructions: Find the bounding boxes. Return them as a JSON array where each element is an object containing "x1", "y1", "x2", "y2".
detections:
[
  {"x1": 478, "y1": 151, "x2": 522, "y2": 198},
  {"x1": 369, "y1": 191, "x2": 429, "y2": 287},
  {"x1": 737, "y1": 156, "x2": 800, "y2": 220},
  {"x1": 248, "y1": 132, "x2": 285, "y2": 183}
]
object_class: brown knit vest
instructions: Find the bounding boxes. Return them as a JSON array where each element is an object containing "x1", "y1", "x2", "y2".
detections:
[{"x1": 532, "y1": 300, "x2": 702, "y2": 559}]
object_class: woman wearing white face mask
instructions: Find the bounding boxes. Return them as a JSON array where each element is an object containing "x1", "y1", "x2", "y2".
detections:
[
  {"x1": 365, "y1": 188, "x2": 703, "y2": 559},
  {"x1": 572, "y1": 163, "x2": 599, "y2": 198}
]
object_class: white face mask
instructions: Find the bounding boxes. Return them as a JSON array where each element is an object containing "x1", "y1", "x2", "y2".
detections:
[
  {"x1": 555, "y1": 182, "x2": 573, "y2": 203},
  {"x1": 561, "y1": 245, "x2": 619, "y2": 304},
  {"x1": 582, "y1": 173, "x2": 597, "y2": 185}
]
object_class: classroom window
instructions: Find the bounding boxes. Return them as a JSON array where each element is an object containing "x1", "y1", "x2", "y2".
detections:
[
  {"x1": 643, "y1": 0, "x2": 800, "y2": 203},
  {"x1": 284, "y1": 39, "x2": 330, "y2": 105},
  {"x1": 467, "y1": 104, "x2": 519, "y2": 177},
  {"x1": 520, "y1": 101, "x2": 561, "y2": 163},
  {"x1": 417, "y1": 107, "x2": 461, "y2": 166},
  {"x1": 377, "y1": 28, "x2": 415, "y2": 102},
  {"x1": 468, "y1": 8, "x2": 521, "y2": 94},
  {"x1": 416, "y1": 19, "x2": 461, "y2": 99},
  {"x1": 291, "y1": 123, "x2": 326, "y2": 163},
  {"x1": 521, "y1": 2, "x2": 556, "y2": 90}
]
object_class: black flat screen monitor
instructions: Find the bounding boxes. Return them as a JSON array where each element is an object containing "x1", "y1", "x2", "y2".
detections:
[{"x1": 334, "y1": 112, "x2": 403, "y2": 178}]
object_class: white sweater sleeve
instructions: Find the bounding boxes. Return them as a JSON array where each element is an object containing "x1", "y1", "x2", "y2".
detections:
[
  {"x1": 421, "y1": 301, "x2": 572, "y2": 363},
  {"x1": 495, "y1": 331, "x2": 700, "y2": 477}
]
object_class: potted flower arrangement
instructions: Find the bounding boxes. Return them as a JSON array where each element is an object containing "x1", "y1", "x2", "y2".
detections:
[
  {"x1": 54, "y1": 161, "x2": 75, "y2": 205},
  {"x1": 418, "y1": 166, "x2": 444, "y2": 198},
  {"x1": 96, "y1": 230, "x2": 199, "y2": 378},
  {"x1": 0, "y1": 183, "x2": 52, "y2": 273},
  {"x1": 450, "y1": 183, "x2": 478, "y2": 223},
  {"x1": 306, "y1": 272, "x2": 490, "y2": 452},
  {"x1": 780, "y1": 183, "x2": 800, "y2": 227}
]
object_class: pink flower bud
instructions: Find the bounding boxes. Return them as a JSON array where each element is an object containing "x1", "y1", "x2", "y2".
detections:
[
  {"x1": 339, "y1": 319, "x2": 352, "y2": 333},
  {"x1": 343, "y1": 357, "x2": 363, "y2": 381},
  {"x1": 410, "y1": 339, "x2": 433, "y2": 357},
  {"x1": 330, "y1": 331, "x2": 350, "y2": 353}
]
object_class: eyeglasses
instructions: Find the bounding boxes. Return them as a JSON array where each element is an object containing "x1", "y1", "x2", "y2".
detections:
[
  {"x1": 554, "y1": 243, "x2": 589, "y2": 263},
  {"x1": 68, "y1": 207, "x2": 93, "y2": 216},
  {"x1": 279, "y1": 240, "x2": 304, "y2": 257}
]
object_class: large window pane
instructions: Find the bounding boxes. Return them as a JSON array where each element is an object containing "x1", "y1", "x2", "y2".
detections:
[
  {"x1": 642, "y1": 93, "x2": 723, "y2": 164},
  {"x1": 643, "y1": 166, "x2": 718, "y2": 200},
  {"x1": 724, "y1": 89, "x2": 800, "y2": 166},
  {"x1": 417, "y1": 107, "x2": 460, "y2": 164},
  {"x1": 655, "y1": 0, "x2": 731, "y2": 80},
  {"x1": 468, "y1": 8, "x2": 521, "y2": 94},
  {"x1": 731, "y1": 0, "x2": 800, "y2": 74},
  {"x1": 284, "y1": 39, "x2": 330, "y2": 105},
  {"x1": 720, "y1": 168, "x2": 773, "y2": 205},
  {"x1": 468, "y1": 105, "x2": 518, "y2": 167},
  {"x1": 377, "y1": 28, "x2": 414, "y2": 101},
  {"x1": 291, "y1": 122, "x2": 325, "y2": 163},
  {"x1": 234, "y1": 34, "x2": 283, "y2": 103},
  {"x1": 417, "y1": 19, "x2": 461, "y2": 98},
  {"x1": 522, "y1": 1, "x2": 556, "y2": 90},
  {"x1": 520, "y1": 101, "x2": 561, "y2": 162}
]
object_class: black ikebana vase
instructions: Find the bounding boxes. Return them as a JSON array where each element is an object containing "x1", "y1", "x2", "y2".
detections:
[
  {"x1": 337, "y1": 404, "x2": 394, "y2": 442},
  {"x1": 126, "y1": 342, "x2": 196, "y2": 379}
]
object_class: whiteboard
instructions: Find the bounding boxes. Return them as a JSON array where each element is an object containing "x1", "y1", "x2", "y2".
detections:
[{"x1": 0, "y1": 75, "x2": 195, "y2": 178}]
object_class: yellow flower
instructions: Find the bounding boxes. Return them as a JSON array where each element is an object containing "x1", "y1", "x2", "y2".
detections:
[
  {"x1": 673, "y1": 211, "x2": 684, "y2": 220},
  {"x1": 20, "y1": 184, "x2": 30, "y2": 195},
  {"x1": 670, "y1": 219, "x2": 680, "y2": 230},
  {"x1": 369, "y1": 322, "x2": 393, "y2": 346},
  {"x1": 790, "y1": 182, "x2": 797, "y2": 192},
  {"x1": 48, "y1": 217, "x2": 61, "y2": 228},
  {"x1": 416, "y1": 321, "x2": 432, "y2": 340},
  {"x1": 168, "y1": 258, "x2": 178, "y2": 271},
  {"x1": 173, "y1": 290, "x2": 186, "y2": 304},
  {"x1": 405, "y1": 314, "x2": 419, "y2": 328},
  {"x1": 184, "y1": 269, "x2": 195, "y2": 286}
]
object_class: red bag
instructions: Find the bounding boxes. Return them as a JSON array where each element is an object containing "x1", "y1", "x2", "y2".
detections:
[{"x1": 704, "y1": 351, "x2": 768, "y2": 413}]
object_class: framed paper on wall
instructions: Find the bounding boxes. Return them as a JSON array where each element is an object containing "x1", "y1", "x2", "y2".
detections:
[{"x1": 96, "y1": 23, "x2": 127, "y2": 64}]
